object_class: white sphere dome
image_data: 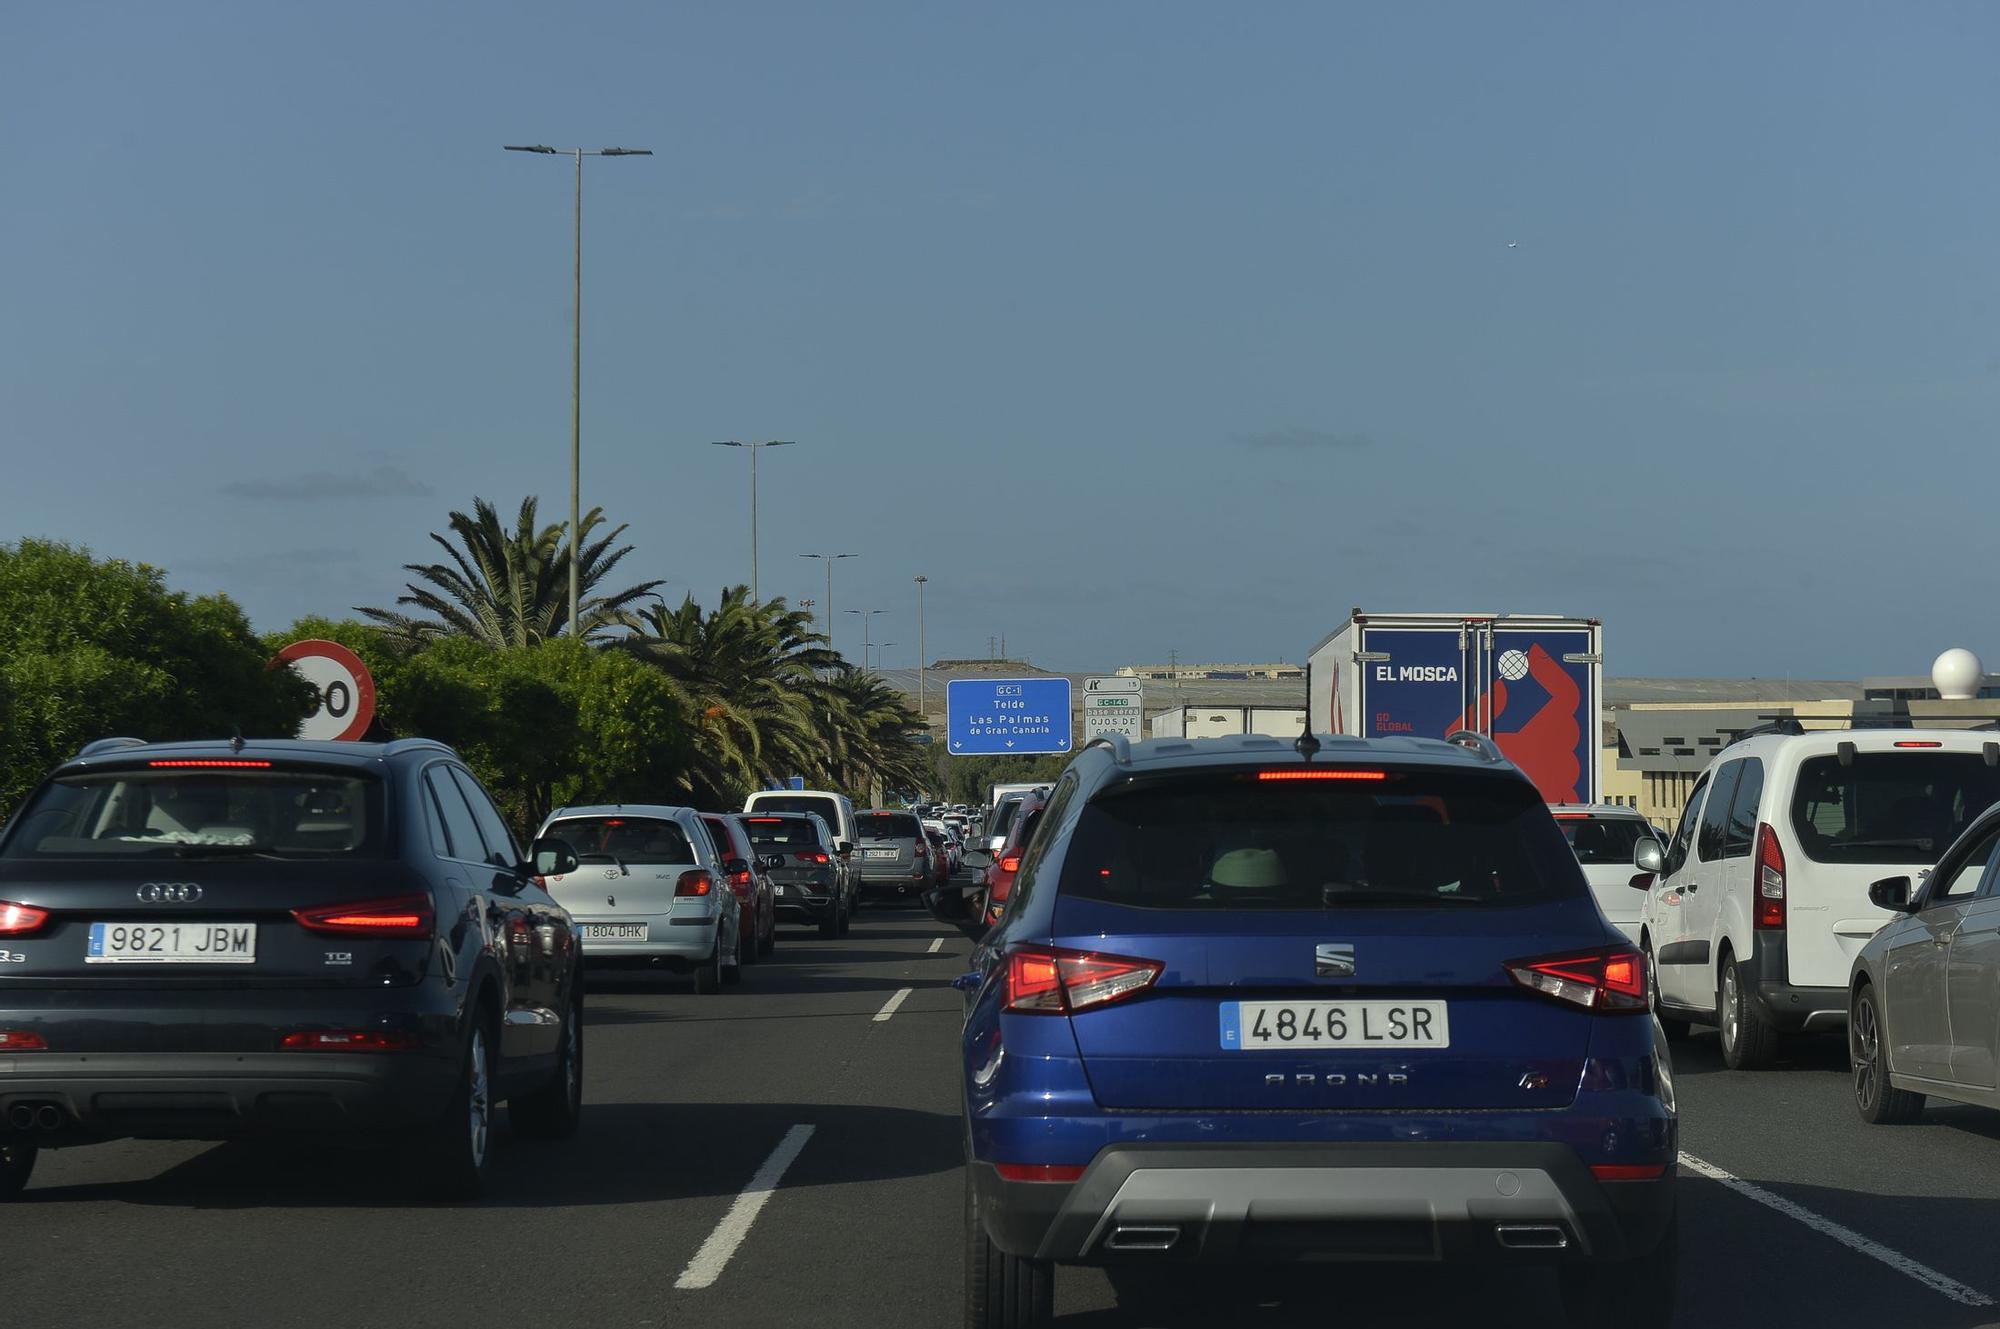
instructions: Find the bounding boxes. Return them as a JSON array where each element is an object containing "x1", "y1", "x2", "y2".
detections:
[{"x1": 1932, "y1": 648, "x2": 1984, "y2": 701}]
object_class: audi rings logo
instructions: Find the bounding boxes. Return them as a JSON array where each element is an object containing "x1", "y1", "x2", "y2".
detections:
[{"x1": 137, "y1": 882, "x2": 202, "y2": 903}]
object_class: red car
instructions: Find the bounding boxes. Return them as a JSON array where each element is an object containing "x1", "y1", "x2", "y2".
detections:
[
  {"x1": 977, "y1": 789, "x2": 1048, "y2": 928},
  {"x1": 699, "y1": 813, "x2": 776, "y2": 962}
]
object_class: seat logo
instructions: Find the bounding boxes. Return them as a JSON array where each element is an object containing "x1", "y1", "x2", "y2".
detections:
[
  {"x1": 1315, "y1": 943, "x2": 1355, "y2": 977},
  {"x1": 137, "y1": 882, "x2": 202, "y2": 903}
]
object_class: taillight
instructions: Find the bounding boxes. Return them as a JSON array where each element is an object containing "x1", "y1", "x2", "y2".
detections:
[
  {"x1": 0, "y1": 1031, "x2": 47, "y2": 1051},
  {"x1": 793, "y1": 850, "x2": 831, "y2": 866},
  {"x1": 0, "y1": 902, "x2": 49, "y2": 935},
  {"x1": 1004, "y1": 945, "x2": 1163, "y2": 1014},
  {"x1": 1755, "y1": 823, "x2": 1785, "y2": 929},
  {"x1": 147, "y1": 759, "x2": 272, "y2": 768},
  {"x1": 1505, "y1": 947, "x2": 1648, "y2": 1013},
  {"x1": 281, "y1": 1029, "x2": 418, "y2": 1051},
  {"x1": 1256, "y1": 769, "x2": 1387, "y2": 782},
  {"x1": 729, "y1": 870, "x2": 753, "y2": 888},
  {"x1": 676, "y1": 870, "x2": 714, "y2": 897},
  {"x1": 998, "y1": 855, "x2": 1021, "y2": 874},
  {"x1": 914, "y1": 845, "x2": 929, "y2": 859},
  {"x1": 1591, "y1": 1163, "x2": 1668, "y2": 1181},
  {"x1": 994, "y1": 1163, "x2": 1086, "y2": 1183},
  {"x1": 292, "y1": 895, "x2": 434, "y2": 937}
]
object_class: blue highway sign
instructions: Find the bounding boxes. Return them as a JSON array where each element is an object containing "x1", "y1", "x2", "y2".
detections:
[{"x1": 946, "y1": 678, "x2": 1073, "y2": 756}]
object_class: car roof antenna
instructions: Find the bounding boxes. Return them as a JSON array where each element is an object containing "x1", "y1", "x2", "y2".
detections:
[
  {"x1": 1294, "y1": 726, "x2": 1320, "y2": 763},
  {"x1": 230, "y1": 726, "x2": 245, "y2": 754}
]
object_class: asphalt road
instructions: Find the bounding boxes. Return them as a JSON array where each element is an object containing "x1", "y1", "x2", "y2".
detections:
[{"x1": 8, "y1": 896, "x2": 2000, "y2": 1328}]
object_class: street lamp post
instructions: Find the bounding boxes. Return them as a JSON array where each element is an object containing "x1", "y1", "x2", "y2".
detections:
[
  {"x1": 503, "y1": 143, "x2": 652, "y2": 637},
  {"x1": 799, "y1": 553, "x2": 856, "y2": 653},
  {"x1": 844, "y1": 609, "x2": 887, "y2": 671},
  {"x1": 914, "y1": 575, "x2": 929, "y2": 718},
  {"x1": 872, "y1": 643, "x2": 896, "y2": 672},
  {"x1": 712, "y1": 440, "x2": 795, "y2": 602}
]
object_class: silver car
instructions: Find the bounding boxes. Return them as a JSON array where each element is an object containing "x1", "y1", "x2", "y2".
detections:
[
  {"x1": 536, "y1": 804, "x2": 746, "y2": 993},
  {"x1": 1849, "y1": 799, "x2": 2000, "y2": 1123}
]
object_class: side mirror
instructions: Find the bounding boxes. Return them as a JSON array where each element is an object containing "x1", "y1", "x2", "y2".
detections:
[
  {"x1": 1633, "y1": 838, "x2": 1666, "y2": 875},
  {"x1": 531, "y1": 837, "x2": 580, "y2": 879},
  {"x1": 963, "y1": 850, "x2": 993, "y2": 872},
  {"x1": 722, "y1": 857, "x2": 750, "y2": 878},
  {"x1": 1869, "y1": 876, "x2": 1916, "y2": 912},
  {"x1": 762, "y1": 854, "x2": 786, "y2": 872},
  {"x1": 836, "y1": 841, "x2": 854, "y2": 857}
]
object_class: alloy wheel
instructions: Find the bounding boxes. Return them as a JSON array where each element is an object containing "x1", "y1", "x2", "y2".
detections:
[
  {"x1": 1853, "y1": 995, "x2": 1880, "y2": 1110},
  {"x1": 1722, "y1": 967, "x2": 1740, "y2": 1051},
  {"x1": 467, "y1": 1028, "x2": 490, "y2": 1168}
]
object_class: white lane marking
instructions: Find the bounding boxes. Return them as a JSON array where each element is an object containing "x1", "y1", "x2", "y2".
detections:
[
  {"x1": 927, "y1": 937, "x2": 944, "y2": 954},
  {"x1": 675, "y1": 1124, "x2": 816, "y2": 1290},
  {"x1": 873, "y1": 987, "x2": 913, "y2": 1022},
  {"x1": 1679, "y1": 1152, "x2": 1993, "y2": 1307}
]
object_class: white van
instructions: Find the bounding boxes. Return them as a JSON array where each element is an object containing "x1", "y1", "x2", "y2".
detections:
[
  {"x1": 1638, "y1": 724, "x2": 2000, "y2": 1069},
  {"x1": 742, "y1": 788, "x2": 859, "y2": 861}
]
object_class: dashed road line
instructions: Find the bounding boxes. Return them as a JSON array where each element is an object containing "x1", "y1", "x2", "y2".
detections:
[
  {"x1": 1679, "y1": 1152, "x2": 1993, "y2": 1307},
  {"x1": 927, "y1": 937, "x2": 944, "y2": 954},
  {"x1": 873, "y1": 987, "x2": 913, "y2": 1022},
  {"x1": 675, "y1": 1124, "x2": 816, "y2": 1290}
]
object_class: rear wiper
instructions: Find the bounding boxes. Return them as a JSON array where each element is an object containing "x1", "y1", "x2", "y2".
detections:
[{"x1": 578, "y1": 853, "x2": 630, "y2": 876}]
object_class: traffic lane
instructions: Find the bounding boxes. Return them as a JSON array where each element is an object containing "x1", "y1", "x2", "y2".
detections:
[
  {"x1": 1672, "y1": 1026, "x2": 2000, "y2": 1309},
  {"x1": 5, "y1": 909, "x2": 951, "y2": 1329}
]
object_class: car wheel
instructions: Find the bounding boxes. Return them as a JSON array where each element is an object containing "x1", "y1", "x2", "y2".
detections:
[
  {"x1": 511, "y1": 985, "x2": 583, "y2": 1140},
  {"x1": 693, "y1": 935, "x2": 724, "y2": 994},
  {"x1": 416, "y1": 1016, "x2": 494, "y2": 1200},
  {"x1": 1644, "y1": 944, "x2": 1691, "y2": 1042},
  {"x1": 965, "y1": 1170, "x2": 1053, "y2": 1328},
  {"x1": 736, "y1": 907, "x2": 756, "y2": 968},
  {"x1": 1559, "y1": 1212, "x2": 1676, "y2": 1328},
  {"x1": 759, "y1": 910, "x2": 775, "y2": 957},
  {"x1": 1718, "y1": 953, "x2": 1778, "y2": 1070},
  {"x1": 1851, "y1": 982, "x2": 1925, "y2": 1124},
  {"x1": 0, "y1": 1139, "x2": 38, "y2": 1199},
  {"x1": 722, "y1": 918, "x2": 744, "y2": 985},
  {"x1": 837, "y1": 896, "x2": 853, "y2": 937}
]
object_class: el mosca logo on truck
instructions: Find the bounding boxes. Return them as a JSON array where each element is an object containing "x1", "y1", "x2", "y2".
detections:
[{"x1": 1375, "y1": 665, "x2": 1459, "y2": 682}]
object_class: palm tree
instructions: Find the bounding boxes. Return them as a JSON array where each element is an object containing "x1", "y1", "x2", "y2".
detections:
[
  {"x1": 623, "y1": 587, "x2": 844, "y2": 805},
  {"x1": 358, "y1": 496, "x2": 662, "y2": 648},
  {"x1": 814, "y1": 667, "x2": 931, "y2": 802}
]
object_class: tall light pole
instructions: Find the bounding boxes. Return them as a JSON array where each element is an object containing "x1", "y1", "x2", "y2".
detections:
[
  {"x1": 872, "y1": 642, "x2": 896, "y2": 672},
  {"x1": 504, "y1": 143, "x2": 652, "y2": 637},
  {"x1": 914, "y1": 575, "x2": 929, "y2": 719},
  {"x1": 845, "y1": 608, "x2": 887, "y2": 671},
  {"x1": 800, "y1": 553, "x2": 856, "y2": 653},
  {"x1": 712, "y1": 440, "x2": 795, "y2": 602}
]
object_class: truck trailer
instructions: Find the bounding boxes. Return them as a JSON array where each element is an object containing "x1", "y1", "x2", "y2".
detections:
[
  {"x1": 1149, "y1": 705, "x2": 1308, "y2": 740},
  {"x1": 1306, "y1": 610, "x2": 1603, "y2": 805}
]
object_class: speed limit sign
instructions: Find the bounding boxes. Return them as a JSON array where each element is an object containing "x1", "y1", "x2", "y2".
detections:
[{"x1": 272, "y1": 639, "x2": 377, "y2": 741}]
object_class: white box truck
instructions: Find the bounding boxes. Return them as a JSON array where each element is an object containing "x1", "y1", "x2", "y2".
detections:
[
  {"x1": 1150, "y1": 706, "x2": 1308, "y2": 739},
  {"x1": 1306, "y1": 610, "x2": 1603, "y2": 804}
]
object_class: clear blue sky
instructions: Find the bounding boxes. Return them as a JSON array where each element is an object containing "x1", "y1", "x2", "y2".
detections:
[{"x1": 7, "y1": 3, "x2": 1997, "y2": 677}]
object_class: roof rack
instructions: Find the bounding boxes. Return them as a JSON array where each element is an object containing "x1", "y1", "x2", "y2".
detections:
[
  {"x1": 73, "y1": 737, "x2": 149, "y2": 759},
  {"x1": 1083, "y1": 733, "x2": 1132, "y2": 766},
  {"x1": 1726, "y1": 715, "x2": 1916, "y2": 746},
  {"x1": 1442, "y1": 730, "x2": 1506, "y2": 763}
]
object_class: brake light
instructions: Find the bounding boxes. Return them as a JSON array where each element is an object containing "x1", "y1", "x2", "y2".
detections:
[
  {"x1": 729, "y1": 869, "x2": 753, "y2": 888},
  {"x1": 1893, "y1": 741, "x2": 1944, "y2": 748},
  {"x1": 291, "y1": 895, "x2": 434, "y2": 937},
  {"x1": 1755, "y1": 823, "x2": 1785, "y2": 928},
  {"x1": 1004, "y1": 944, "x2": 1163, "y2": 1014},
  {"x1": 747, "y1": 817, "x2": 785, "y2": 824},
  {"x1": 0, "y1": 902, "x2": 49, "y2": 935},
  {"x1": 1591, "y1": 1163, "x2": 1668, "y2": 1181},
  {"x1": 1505, "y1": 947, "x2": 1648, "y2": 1013},
  {"x1": 676, "y1": 870, "x2": 714, "y2": 897},
  {"x1": 1257, "y1": 769, "x2": 1387, "y2": 781},
  {"x1": 147, "y1": 759, "x2": 272, "y2": 768},
  {"x1": 280, "y1": 1029, "x2": 418, "y2": 1051},
  {"x1": 914, "y1": 845, "x2": 928, "y2": 859},
  {"x1": 994, "y1": 1163, "x2": 1086, "y2": 1183},
  {"x1": 793, "y1": 850, "x2": 831, "y2": 866},
  {"x1": 0, "y1": 1031, "x2": 47, "y2": 1051},
  {"x1": 998, "y1": 855, "x2": 1021, "y2": 874}
]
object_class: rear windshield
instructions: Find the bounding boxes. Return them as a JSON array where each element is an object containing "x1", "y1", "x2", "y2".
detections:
[
  {"x1": 2, "y1": 768, "x2": 383, "y2": 859},
  {"x1": 751, "y1": 795, "x2": 840, "y2": 828},
  {"x1": 548, "y1": 816, "x2": 696, "y2": 866},
  {"x1": 1557, "y1": 816, "x2": 1657, "y2": 865},
  {"x1": 1790, "y1": 753, "x2": 2000, "y2": 864},
  {"x1": 856, "y1": 812, "x2": 921, "y2": 839},
  {"x1": 987, "y1": 799, "x2": 1022, "y2": 841},
  {"x1": 742, "y1": 816, "x2": 824, "y2": 849},
  {"x1": 1056, "y1": 772, "x2": 1582, "y2": 910}
]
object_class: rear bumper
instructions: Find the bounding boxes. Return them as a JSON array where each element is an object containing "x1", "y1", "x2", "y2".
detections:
[
  {"x1": 972, "y1": 1143, "x2": 1674, "y2": 1266},
  {"x1": 571, "y1": 913, "x2": 717, "y2": 966},
  {"x1": 1739, "y1": 933, "x2": 1848, "y2": 1031},
  {"x1": 0, "y1": 1051, "x2": 459, "y2": 1142}
]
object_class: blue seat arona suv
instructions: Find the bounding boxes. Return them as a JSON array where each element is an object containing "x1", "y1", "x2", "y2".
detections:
[{"x1": 957, "y1": 732, "x2": 1677, "y2": 1327}]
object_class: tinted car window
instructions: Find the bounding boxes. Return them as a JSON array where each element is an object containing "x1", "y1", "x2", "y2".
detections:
[
  {"x1": 549, "y1": 816, "x2": 696, "y2": 865},
  {"x1": 449, "y1": 767, "x2": 518, "y2": 867},
  {"x1": 987, "y1": 799, "x2": 1023, "y2": 842},
  {"x1": 1055, "y1": 771, "x2": 1583, "y2": 910},
  {"x1": 699, "y1": 817, "x2": 741, "y2": 861},
  {"x1": 1664, "y1": 774, "x2": 1708, "y2": 876},
  {"x1": 752, "y1": 795, "x2": 842, "y2": 832},
  {"x1": 1696, "y1": 761, "x2": 1741, "y2": 863},
  {"x1": 3, "y1": 768, "x2": 382, "y2": 859},
  {"x1": 743, "y1": 815, "x2": 824, "y2": 849},
  {"x1": 1557, "y1": 815, "x2": 1654, "y2": 865},
  {"x1": 1791, "y1": 752, "x2": 2000, "y2": 864},
  {"x1": 856, "y1": 812, "x2": 922, "y2": 839},
  {"x1": 1722, "y1": 758, "x2": 1765, "y2": 859},
  {"x1": 426, "y1": 768, "x2": 488, "y2": 863}
]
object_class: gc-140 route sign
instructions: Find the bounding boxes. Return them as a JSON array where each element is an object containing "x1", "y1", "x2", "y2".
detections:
[{"x1": 946, "y1": 678, "x2": 1073, "y2": 756}]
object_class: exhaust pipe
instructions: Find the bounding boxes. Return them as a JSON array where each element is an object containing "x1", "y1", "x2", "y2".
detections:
[
  {"x1": 1495, "y1": 1225, "x2": 1569, "y2": 1251},
  {"x1": 34, "y1": 1104, "x2": 65, "y2": 1131},
  {"x1": 1104, "y1": 1225, "x2": 1182, "y2": 1252},
  {"x1": 5, "y1": 1104, "x2": 33, "y2": 1131}
]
